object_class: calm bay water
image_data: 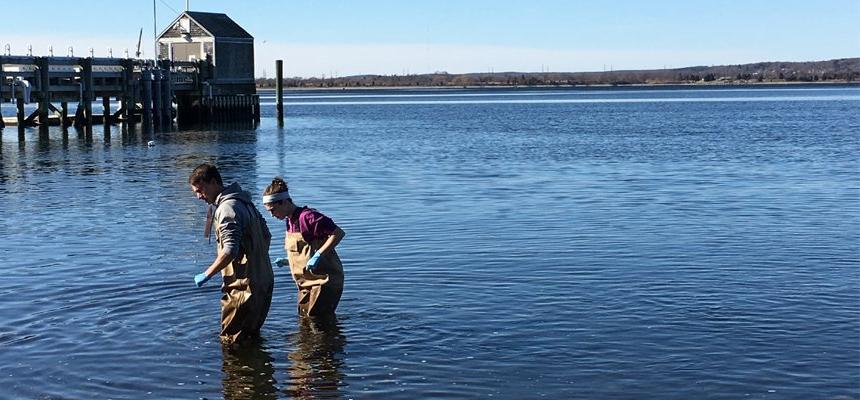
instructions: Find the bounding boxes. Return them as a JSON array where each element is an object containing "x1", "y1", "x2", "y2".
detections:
[{"x1": 1, "y1": 85, "x2": 858, "y2": 399}]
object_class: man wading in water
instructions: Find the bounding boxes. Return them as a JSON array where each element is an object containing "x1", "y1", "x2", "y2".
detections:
[{"x1": 189, "y1": 163, "x2": 275, "y2": 345}]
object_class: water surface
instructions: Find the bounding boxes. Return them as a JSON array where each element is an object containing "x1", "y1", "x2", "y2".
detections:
[{"x1": 1, "y1": 85, "x2": 858, "y2": 399}]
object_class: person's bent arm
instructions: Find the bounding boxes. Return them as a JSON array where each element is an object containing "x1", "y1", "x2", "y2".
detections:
[
  {"x1": 204, "y1": 250, "x2": 236, "y2": 278},
  {"x1": 195, "y1": 250, "x2": 235, "y2": 287},
  {"x1": 318, "y1": 227, "x2": 346, "y2": 256},
  {"x1": 306, "y1": 227, "x2": 345, "y2": 271},
  {"x1": 196, "y1": 206, "x2": 243, "y2": 286}
]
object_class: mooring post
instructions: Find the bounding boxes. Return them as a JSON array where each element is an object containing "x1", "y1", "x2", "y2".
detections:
[
  {"x1": 276, "y1": 59, "x2": 284, "y2": 126},
  {"x1": 37, "y1": 57, "x2": 50, "y2": 126}
]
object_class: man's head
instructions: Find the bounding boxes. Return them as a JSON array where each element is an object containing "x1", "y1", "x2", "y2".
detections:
[{"x1": 189, "y1": 163, "x2": 224, "y2": 204}]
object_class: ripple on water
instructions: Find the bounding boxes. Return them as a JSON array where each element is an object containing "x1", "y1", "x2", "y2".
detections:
[{"x1": 1, "y1": 86, "x2": 858, "y2": 399}]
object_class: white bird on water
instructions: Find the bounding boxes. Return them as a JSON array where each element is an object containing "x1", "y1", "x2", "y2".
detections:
[{"x1": 147, "y1": 140, "x2": 155, "y2": 147}]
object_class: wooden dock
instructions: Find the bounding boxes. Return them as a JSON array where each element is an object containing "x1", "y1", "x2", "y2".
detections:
[{"x1": 0, "y1": 55, "x2": 260, "y2": 131}]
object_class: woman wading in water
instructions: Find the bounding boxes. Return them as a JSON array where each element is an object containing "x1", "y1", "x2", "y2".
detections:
[{"x1": 262, "y1": 178, "x2": 346, "y2": 316}]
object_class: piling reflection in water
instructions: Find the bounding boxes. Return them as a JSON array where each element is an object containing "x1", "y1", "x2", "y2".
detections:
[{"x1": 285, "y1": 315, "x2": 347, "y2": 398}]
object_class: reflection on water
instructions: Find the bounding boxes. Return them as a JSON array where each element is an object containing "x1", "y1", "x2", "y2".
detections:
[
  {"x1": 285, "y1": 315, "x2": 347, "y2": 398},
  {"x1": 221, "y1": 339, "x2": 278, "y2": 400},
  {"x1": 219, "y1": 316, "x2": 347, "y2": 399}
]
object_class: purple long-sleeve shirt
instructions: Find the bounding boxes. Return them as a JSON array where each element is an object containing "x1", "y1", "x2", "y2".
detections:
[{"x1": 287, "y1": 207, "x2": 337, "y2": 244}]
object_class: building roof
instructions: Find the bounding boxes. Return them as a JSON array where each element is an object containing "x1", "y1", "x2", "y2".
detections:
[{"x1": 184, "y1": 11, "x2": 253, "y2": 39}]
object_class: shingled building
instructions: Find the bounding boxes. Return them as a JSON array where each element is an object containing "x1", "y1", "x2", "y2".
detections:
[{"x1": 157, "y1": 11, "x2": 255, "y2": 95}]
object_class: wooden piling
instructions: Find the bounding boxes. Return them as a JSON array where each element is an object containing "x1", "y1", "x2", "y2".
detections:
[
  {"x1": 196, "y1": 96, "x2": 205, "y2": 124},
  {"x1": 103, "y1": 116, "x2": 111, "y2": 141},
  {"x1": 61, "y1": 101, "x2": 69, "y2": 127},
  {"x1": 234, "y1": 96, "x2": 240, "y2": 120},
  {"x1": 276, "y1": 60, "x2": 283, "y2": 125},
  {"x1": 162, "y1": 68, "x2": 172, "y2": 123},
  {"x1": 141, "y1": 69, "x2": 152, "y2": 123},
  {"x1": 121, "y1": 59, "x2": 134, "y2": 123},
  {"x1": 206, "y1": 95, "x2": 213, "y2": 122},
  {"x1": 73, "y1": 102, "x2": 85, "y2": 128},
  {"x1": 102, "y1": 96, "x2": 110, "y2": 124},
  {"x1": 81, "y1": 58, "x2": 93, "y2": 128},
  {"x1": 16, "y1": 98, "x2": 25, "y2": 127},
  {"x1": 152, "y1": 69, "x2": 162, "y2": 125},
  {"x1": 37, "y1": 57, "x2": 50, "y2": 125}
]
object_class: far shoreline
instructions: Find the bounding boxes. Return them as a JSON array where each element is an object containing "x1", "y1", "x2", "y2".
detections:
[{"x1": 257, "y1": 80, "x2": 860, "y2": 91}]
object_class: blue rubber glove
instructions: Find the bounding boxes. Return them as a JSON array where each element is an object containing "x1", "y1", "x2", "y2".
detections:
[
  {"x1": 274, "y1": 257, "x2": 288, "y2": 268},
  {"x1": 306, "y1": 251, "x2": 322, "y2": 272},
  {"x1": 194, "y1": 272, "x2": 210, "y2": 287}
]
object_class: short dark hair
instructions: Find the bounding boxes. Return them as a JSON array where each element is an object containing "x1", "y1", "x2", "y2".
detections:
[{"x1": 189, "y1": 163, "x2": 223, "y2": 186}]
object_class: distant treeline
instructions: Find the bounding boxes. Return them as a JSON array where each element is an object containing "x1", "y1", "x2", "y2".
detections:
[{"x1": 257, "y1": 58, "x2": 860, "y2": 88}]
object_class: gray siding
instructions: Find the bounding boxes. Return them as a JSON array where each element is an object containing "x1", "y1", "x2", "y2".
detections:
[
  {"x1": 213, "y1": 40, "x2": 254, "y2": 83},
  {"x1": 160, "y1": 19, "x2": 210, "y2": 39}
]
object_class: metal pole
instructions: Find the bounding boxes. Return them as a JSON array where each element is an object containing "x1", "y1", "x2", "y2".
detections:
[{"x1": 153, "y1": 0, "x2": 157, "y2": 62}]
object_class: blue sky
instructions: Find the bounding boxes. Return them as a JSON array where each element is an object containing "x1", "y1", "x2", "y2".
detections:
[{"x1": 3, "y1": 0, "x2": 859, "y2": 78}]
